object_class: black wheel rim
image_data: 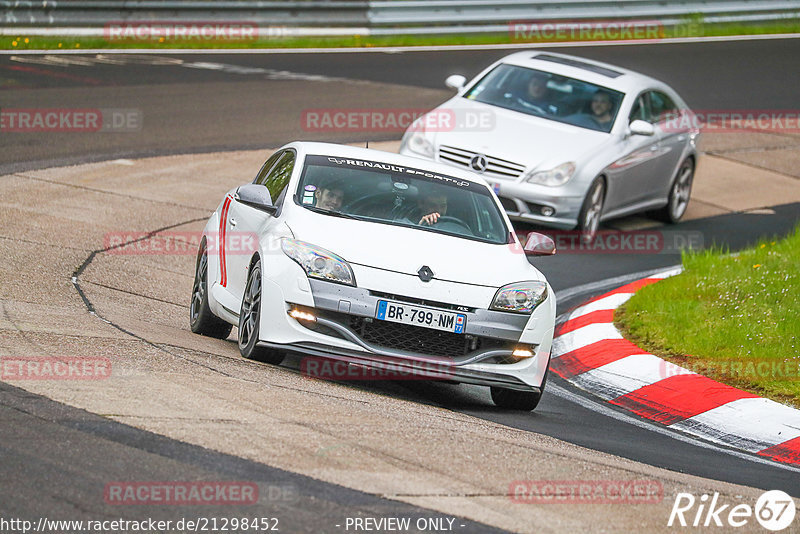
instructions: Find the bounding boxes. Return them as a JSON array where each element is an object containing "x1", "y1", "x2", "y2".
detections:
[
  {"x1": 239, "y1": 266, "x2": 261, "y2": 349},
  {"x1": 190, "y1": 249, "x2": 207, "y2": 324}
]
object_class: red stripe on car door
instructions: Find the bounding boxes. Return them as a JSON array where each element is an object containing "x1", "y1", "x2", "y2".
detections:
[{"x1": 219, "y1": 196, "x2": 232, "y2": 287}]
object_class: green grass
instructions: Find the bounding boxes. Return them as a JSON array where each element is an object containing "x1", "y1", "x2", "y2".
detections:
[
  {"x1": 4, "y1": 18, "x2": 800, "y2": 50},
  {"x1": 615, "y1": 225, "x2": 800, "y2": 408}
]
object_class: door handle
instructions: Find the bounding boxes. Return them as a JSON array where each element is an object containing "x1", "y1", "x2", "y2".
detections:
[
  {"x1": 650, "y1": 145, "x2": 658, "y2": 151},
  {"x1": 229, "y1": 218, "x2": 237, "y2": 227}
]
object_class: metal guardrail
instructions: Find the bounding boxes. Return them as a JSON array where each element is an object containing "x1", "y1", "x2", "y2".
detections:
[
  {"x1": 2, "y1": 0, "x2": 799, "y2": 33},
  {"x1": 1, "y1": 1, "x2": 369, "y2": 26},
  {"x1": 369, "y1": 0, "x2": 800, "y2": 25}
]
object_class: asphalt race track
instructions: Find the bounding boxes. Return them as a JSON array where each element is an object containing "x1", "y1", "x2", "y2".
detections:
[
  {"x1": 4, "y1": 38, "x2": 800, "y2": 173},
  {"x1": 2, "y1": 37, "x2": 800, "y2": 531}
]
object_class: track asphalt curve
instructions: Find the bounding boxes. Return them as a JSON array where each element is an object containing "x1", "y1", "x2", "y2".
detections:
[
  {"x1": 0, "y1": 381, "x2": 505, "y2": 534},
  {"x1": 2, "y1": 38, "x2": 800, "y2": 531}
]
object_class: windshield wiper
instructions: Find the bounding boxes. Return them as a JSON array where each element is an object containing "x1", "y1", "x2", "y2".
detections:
[{"x1": 302, "y1": 205, "x2": 363, "y2": 221}]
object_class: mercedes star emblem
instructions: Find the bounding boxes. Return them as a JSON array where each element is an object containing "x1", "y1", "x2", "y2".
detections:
[{"x1": 470, "y1": 154, "x2": 488, "y2": 173}]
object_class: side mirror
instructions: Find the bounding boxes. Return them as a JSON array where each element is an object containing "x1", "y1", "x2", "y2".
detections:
[
  {"x1": 235, "y1": 184, "x2": 277, "y2": 215},
  {"x1": 445, "y1": 74, "x2": 467, "y2": 91},
  {"x1": 523, "y1": 232, "x2": 556, "y2": 256},
  {"x1": 629, "y1": 120, "x2": 655, "y2": 137}
]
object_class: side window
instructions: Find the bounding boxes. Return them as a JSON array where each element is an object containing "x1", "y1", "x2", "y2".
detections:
[
  {"x1": 650, "y1": 91, "x2": 679, "y2": 123},
  {"x1": 273, "y1": 183, "x2": 290, "y2": 208},
  {"x1": 629, "y1": 93, "x2": 653, "y2": 124},
  {"x1": 254, "y1": 150, "x2": 296, "y2": 204},
  {"x1": 264, "y1": 151, "x2": 296, "y2": 202},
  {"x1": 253, "y1": 151, "x2": 283, "y2": 186}
]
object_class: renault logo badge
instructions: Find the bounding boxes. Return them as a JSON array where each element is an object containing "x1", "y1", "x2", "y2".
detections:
[{"x1": 417, "y1": 265, "x2": 434, "y2": 282}]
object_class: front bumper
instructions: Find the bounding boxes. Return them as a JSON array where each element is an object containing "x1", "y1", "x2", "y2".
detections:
[
  {"x1": 260, "y1": 339, "x2": 540, "y2": 392},
  {"x1": 487, "y1": 179, "x2": 584, "y2": 230},
  {"x1": 257, "y1": 278, "x2": 554, "y2": 391}
]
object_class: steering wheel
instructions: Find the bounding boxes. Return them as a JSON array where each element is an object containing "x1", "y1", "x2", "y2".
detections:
[
  {"x1": 517, "y1": 99, "x2": 548, "y2": 115},
  {"x1": 344, "y1": 193, "x2": 393, "y2": 216},
  {"x1": 430, "y1": 215, "x2": 473, "y2": 234}
]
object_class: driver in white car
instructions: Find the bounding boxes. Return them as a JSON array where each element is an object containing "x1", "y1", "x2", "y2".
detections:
[
  {"x1": 415, "y1": 190, "x2": 449, "y2": 226},
  {"x1": 314, "y1": 181, "x2": 345, "y2": 211}
]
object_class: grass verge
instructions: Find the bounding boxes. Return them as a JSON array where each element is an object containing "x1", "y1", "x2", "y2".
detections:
[
  {"x1": 3, "y1": 19, "x2": 800, "y2": 50},
  {"x1": 615, "y1": 225, "x2": 800, "y2": 408}
]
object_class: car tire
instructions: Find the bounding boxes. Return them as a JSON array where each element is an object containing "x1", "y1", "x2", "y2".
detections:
[
  {"x1": 190, "y1": 240, "x2": 233, "y2": 339},
  {"x1": 490, "y1": 386, "x2": 543, "y2": 411},
  {"x1": 238, "y1": 259, "x2": 285, "y2": 365},
  {"x1": 653, "y1": 157, "x2": 694, "y2": 223},
  {"x1": 577, "y1": 177, "x2": 605, "y2": 244},
  {"x1": 490, "y1": 361, "x2": 549, "y2": 411}
]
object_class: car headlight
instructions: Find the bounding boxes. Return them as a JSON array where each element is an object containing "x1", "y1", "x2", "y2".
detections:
[
  {"x1": 281, "y1": 239, "x2": 355, "y2": 286},
  {"x1": 524, "y1": 162, "x2": 576, "y2": 186},
  {"x1": 402, "y1": 121, "x2": 434, "y2": 158},
  {"x1": 490, "y1": 281, "x2": 548, "y2": 314}
]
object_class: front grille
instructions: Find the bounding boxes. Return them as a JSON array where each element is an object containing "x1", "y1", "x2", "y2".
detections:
[
  {"x1": 439, "y1": 145, "x2": 526, "y2": 179},
  {"x1": 349, "y1": 316, "x2": 483, "y2": 358},
  {"x1": 497, "y1": 195, "x2": 520, "y2": 212}
]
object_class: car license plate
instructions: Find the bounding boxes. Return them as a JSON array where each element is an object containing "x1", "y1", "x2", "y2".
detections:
[{"x1": 376, "y1": 300, "x2": 466, "y2": 334}]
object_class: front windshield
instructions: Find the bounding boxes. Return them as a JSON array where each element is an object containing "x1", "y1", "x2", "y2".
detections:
[
  {"x1": 296, "y1": 155, "x2": 510, "y2": 245},
  {"x1": 463, "y1": 64, "x2": 624, "y2": 133}
]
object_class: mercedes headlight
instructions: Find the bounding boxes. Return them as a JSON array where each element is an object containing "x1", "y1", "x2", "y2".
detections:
[
  {"x1": 524, "y1": 162, "x2": 576, "y2": 186},
  {"x1": 281, "y1": 239, "x2": 355, "y2": 286},
  {"x1": 402, "y1": 119, "x2": 434, "y2": 158},
  {"x1": 490, "y1": 281, "x2": 548, "y2": 314}
]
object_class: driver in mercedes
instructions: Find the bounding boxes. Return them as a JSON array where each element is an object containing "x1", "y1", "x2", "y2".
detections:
[{"x1": 517, "y1": 72, "x2": 561, "y2": 115}]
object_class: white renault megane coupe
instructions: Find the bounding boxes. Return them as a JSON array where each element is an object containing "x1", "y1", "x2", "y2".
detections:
[
  {"x1": 400, "y1": 51, "x2": 700, "y2": 239},
  {"x1": 190, "y1": 142, "x2": 556, "y2": 410}
]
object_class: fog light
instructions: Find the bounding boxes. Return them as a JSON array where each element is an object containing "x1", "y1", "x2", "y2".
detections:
[
  {"x1": 289, "y1": 308, "x2": 316, "y2": 322},
  {"x1": 541, "y1": 206, "x2": 555, "y2": 217},
  {"x1": 512, "y1": 347, "x2": 534, "y2": 358}
]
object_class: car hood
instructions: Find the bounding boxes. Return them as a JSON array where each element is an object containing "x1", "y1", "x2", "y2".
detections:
[
  {"x1": 431, "y1": 98, "x2": 611, "y2": 174},
  {"x1": 284, "y1": 208, "x2": 543, "y2": 288}
]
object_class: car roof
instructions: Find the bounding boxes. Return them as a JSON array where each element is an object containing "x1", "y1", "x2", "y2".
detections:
[
  {"x1": 287, "y1": 141, "x2": 491, "y2": 186},
  {"x1": 499, "y1": 50, "x2": 668, "y2": 94}
]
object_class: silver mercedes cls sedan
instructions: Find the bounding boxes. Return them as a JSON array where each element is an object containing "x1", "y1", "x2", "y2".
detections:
[{"x1": 399, "y1": 51, "x2": 700, "y2": 239}]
